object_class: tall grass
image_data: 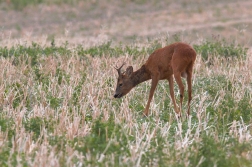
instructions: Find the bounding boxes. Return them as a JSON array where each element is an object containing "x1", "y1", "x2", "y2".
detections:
[{"x1": 0, "y1": 39, "x2": 251, "y2": 166}]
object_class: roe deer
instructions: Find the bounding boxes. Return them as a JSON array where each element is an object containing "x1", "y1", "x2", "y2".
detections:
[{"x1": 114, "y1": 42, "x2": 196, "y2": 117}]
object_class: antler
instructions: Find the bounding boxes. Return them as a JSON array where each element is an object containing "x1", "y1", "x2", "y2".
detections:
[{"x1": 114, "y1": 62, "x2": 125, "y2": 76}]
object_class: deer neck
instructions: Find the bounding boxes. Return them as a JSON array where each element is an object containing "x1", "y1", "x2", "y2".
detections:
[{"x1": 131, "y1": 65, "x2": 151, "y2": 87}]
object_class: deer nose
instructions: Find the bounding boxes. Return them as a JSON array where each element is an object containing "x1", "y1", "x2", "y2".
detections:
[{"x1": 114, "y1": 94, "x2": 119, "y2": 98}]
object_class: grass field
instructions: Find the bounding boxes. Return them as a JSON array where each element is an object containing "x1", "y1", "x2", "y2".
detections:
[
  {"x1": 0, "y1": 37, "x2": 251, "y2": 166},
  {"x1": 0, "y1": 0, "x2": 252, "y2": 167}
]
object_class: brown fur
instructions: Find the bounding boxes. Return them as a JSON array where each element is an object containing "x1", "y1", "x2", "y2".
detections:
[{"x1": 114, "y1": 42, "x2": 197, "y2": 117}]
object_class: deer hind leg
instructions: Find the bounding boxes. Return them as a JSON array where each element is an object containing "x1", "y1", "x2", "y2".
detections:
[
  {"x1": 174, "y1": 71, "x2": 185, "y2": 114},
  {"x1": 167, "y1": 76, "x2": 180, "y2": 116},
  {"x1": 143, "y1": 75, "x2": 159, "y2": 116}
]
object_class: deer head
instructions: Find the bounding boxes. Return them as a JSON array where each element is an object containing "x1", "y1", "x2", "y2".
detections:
[{"x1": 114, "y1": 63, "x2": 134, "y2": 98}]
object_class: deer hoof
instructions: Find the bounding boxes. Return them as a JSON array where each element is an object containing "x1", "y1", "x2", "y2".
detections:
[
  {"x1": 142, "y1": 113, "x2": 148, "y2": 117},
  {"x1": 176, "y1": 113, "x2": 182, "y2": 119}
]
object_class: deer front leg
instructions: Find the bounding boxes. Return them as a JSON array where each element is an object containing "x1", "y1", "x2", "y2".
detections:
[
  {"x1": 186, "y1": 71, "x2": 192, "y2": 116},
  {"x1": 143, "y1": 75, "x2": 159, "y2": 116}
]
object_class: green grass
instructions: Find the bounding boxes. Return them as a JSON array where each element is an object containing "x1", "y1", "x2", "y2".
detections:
[
  {"x1": 0, "y1": 39, "x2": 251, "y2": 166},
  {"x1": 193, "y1": 38, "x2": 248, "y2": 64},
  {"x1": 0, "y1": 0, "x2": 169, "y2": 10},
  {"x1": 1, "y1": 0, "x2": 80, "y2": 10}
]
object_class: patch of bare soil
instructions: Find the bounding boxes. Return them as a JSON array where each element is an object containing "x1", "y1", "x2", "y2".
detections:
[{"x1": 1, "y1": 0, "x2": 252, "y2": 47}]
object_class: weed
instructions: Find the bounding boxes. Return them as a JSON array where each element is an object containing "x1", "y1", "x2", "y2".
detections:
[
  {"x1": 0, "y1": 116, "x2": 15, "y2": 140},
  {"x1": 23, "y1": 117, "x2": 43, "y2": 139}
]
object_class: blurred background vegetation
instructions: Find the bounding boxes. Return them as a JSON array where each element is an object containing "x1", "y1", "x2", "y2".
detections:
[{"x1": 1, "y1": 0, "x2": 252, "y2": 46}]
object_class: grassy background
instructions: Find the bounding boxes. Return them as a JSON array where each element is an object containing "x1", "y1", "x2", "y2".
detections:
[
  {"x1": 0, "y1": 0, "x2": 252, "y2": 166},
  {"x1": 1, "y1": 0, "x2": 252, "y2": 46}
]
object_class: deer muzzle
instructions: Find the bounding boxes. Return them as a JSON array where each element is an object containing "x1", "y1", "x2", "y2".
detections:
[{"x1": 114, "y1": 93, "x2": 122, "y2": 98}]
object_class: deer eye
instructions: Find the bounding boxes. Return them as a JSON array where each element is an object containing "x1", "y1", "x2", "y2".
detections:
[{"x1": 119, "y1": 83, "x2": 123, "y2": 87}]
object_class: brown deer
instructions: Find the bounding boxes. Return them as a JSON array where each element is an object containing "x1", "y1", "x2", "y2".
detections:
[{"x1": 114, "y1": 42, "x2": 196, "y2": 117}]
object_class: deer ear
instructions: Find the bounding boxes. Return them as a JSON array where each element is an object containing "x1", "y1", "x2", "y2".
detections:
[{"x1": 126, "y1": 66, "x2": 133, "y2": 77}]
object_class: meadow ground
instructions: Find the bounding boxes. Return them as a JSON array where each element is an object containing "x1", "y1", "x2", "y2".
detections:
[{"x1": 0, "y1": 0, "x2": 252, "y2": 166}]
